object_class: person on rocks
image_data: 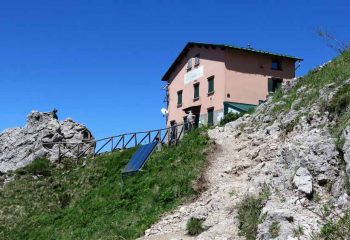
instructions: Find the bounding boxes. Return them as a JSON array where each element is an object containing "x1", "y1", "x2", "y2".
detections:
[{"x1": 51, "y1": 108, "x2": 58, "y2": 120}]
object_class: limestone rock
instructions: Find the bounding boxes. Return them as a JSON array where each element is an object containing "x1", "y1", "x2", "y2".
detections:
[
  {"x1": 0, "y1": 111, "x2": 95, "y2": 172},
  {"x1": 293, "y1": 167, "x2": 313, "y2": 197},
  {"x1": 342, "y1": 126, "x2": 350, "y2": 180}
]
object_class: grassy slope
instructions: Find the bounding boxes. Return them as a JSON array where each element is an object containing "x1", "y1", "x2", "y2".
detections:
[
  {"x1": 271, "y1": 50, "x2": 350, "y2": 113},
  {"x1": 0, "y1": 128, "x2": 210, "y2": 240},
  {"x1": 269, "y1": 49, "x2": 350, "y2": 145}
]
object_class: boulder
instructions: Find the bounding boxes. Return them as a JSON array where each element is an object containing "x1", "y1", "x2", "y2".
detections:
[
  {"x1": 0, "y1": 111, "x2": 95, "y2": 172},
  {"x1": 293, "y1": 167, "x2": 313, "y2": 197}
]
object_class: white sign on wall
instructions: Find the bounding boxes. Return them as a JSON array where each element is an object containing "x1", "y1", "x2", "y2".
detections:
[{"x1": 184, "y1": 66, "x2": 204, "y2": 85}]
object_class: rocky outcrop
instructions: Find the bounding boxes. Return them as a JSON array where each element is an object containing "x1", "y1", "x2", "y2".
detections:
[
  {"x1": 342, "y1": 126, "x2": 350, "y2": 179},
  {"x1": 0, "y1": 111, "x2": 95, "y2": 172}
]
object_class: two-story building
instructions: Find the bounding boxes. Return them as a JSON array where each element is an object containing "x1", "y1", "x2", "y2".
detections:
[{"x1": 162, "y1": 42, "x2": 302, "y2": 126}]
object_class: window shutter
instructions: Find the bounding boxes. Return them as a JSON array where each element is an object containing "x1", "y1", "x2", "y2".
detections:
[
  {"x1": 208, "y1": 108, "x2": 214, "y2": 125},
  {"x1": 208, "y1": 77, "x2": 214, "y2": 93},
  {"x1": 194, "y1": 84, "x2": 199, "y2": 98},
  {"x1": 268, "y1": 78, "x2": 274, "y2": 92},
  {"x1": 177, "y1": 91, "x2": 182, "y2": 105}
]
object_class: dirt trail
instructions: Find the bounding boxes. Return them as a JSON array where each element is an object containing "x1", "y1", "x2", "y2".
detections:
[{"x1": 139, "y1": 124, "x2": 268, "y2": 240}]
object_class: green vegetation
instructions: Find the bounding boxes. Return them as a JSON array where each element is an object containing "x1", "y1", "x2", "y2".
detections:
[
  {"x1": 219, "y1": 108, "x2": 255, "y2": 126},
  {"x1": 270, "y1": 49, "x2": 350, "y2": 120},
  {"x1": 318, "y1": 206, "x2": 350, "y2": 239},
  {"x1": 237, "y1": 185, "x2": 270, "y2": 240},
  {"x1": 186, "y1": 217, "x2": 205, "y2": 236},
  {"x1": 327, "y1": 83, "x2": 350, "y2": 148},
  {"x1": 0, "y1": 128, "x2": 210, "y2": 240},
  {"x1": 293, "y1": 225, "x2": 304, "y2": 238},
  {"x1": 269, "y1": 221, "x2": 280, "y2": 238},
  {"x1": 15, "y1": 157, "x2": 52, "y2": 176},
  {"x1": 220, "y1": 112, "x2": 242, "y2": 126}
]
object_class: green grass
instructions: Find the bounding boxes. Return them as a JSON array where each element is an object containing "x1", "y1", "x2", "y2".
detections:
[
  {"x1": 186, "y1": 218, "x2": 205, "y2": 236},
  {"x1": 15, "y1": 157, "x2": 52, "y2": 176},
  {"x1": 237, "y1": 185, "x2": 270, "y2": 240},
  {"x1": 269, "y1": 49, "x2": 350, "y2": 118},
  {"x1": 0, "y1": 128, "x2": 210, "y2": 240},
  {"x1": 327, "y1": 83, "x2": 350, "y2": 148},
  {"x1": 269, "y1": 221, "x2": 280, "y2": 238},
  {"x1": 318, "y1": 207, "x2": 350, "y2": 239}
]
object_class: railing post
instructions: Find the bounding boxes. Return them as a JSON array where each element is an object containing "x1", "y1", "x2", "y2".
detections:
[
  {"x1": 122, "y1": 135, "x2": 125, "y2": 149},
  {"x1": 111, "y1": 137, "x2": 114, "y2": 152},
  {"x1": 134, "y1": 133, "x2": 137, "y2": 147},
  {"x1": 148, "y1": 132, "x2": 151, "y2": 143}
]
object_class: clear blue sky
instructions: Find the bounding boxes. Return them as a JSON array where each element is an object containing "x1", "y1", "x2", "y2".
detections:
[{"x1": 0, "y1": 0, "x2": 349, "y2": 139}]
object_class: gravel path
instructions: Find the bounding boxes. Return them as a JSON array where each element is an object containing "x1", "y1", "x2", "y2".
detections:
[{"x1": 139, "y1": 125, "x2": 262, "y2": 240}]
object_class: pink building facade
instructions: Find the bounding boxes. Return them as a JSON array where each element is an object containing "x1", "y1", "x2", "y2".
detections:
[{"x1": 162, "y1": 42, "x2": 302, "y2": 127}]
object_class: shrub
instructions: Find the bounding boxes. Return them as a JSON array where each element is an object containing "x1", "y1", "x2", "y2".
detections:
[
  {"x1": 21, "y1": 157, "x2": 51, "y2": 176},
  {"x1": 220, "y1": 107, "x2": 255, "y2": 126},
  {"x1": 186, "y1": 217, "x2": 205, "y2": 236},
  {"x1": 220, "y1": 112, "x2": 242, "y2": 126},
  {"x1": 269, "y1": 221, "x2": 280, "y2": 238}
]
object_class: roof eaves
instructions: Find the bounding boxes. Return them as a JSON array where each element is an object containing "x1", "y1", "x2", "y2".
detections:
[{"x1": 161, "y1": 42, "x2": 303, "y2": 81}]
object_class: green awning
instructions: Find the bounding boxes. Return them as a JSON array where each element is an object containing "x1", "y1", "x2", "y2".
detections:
[{"x1": 224, "y1": 102, "x2": 256, "y2": 115}]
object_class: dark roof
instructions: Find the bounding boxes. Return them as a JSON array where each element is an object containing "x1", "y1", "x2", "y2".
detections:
[{"x1": 162, "y1": 42, "x2": 303, "y2": 81}]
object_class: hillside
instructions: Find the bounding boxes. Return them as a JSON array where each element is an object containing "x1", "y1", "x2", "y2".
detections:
[
  {"x1": 1, "y1": 49, "x2": 350, "y2": 240},
  {"x1": 140, "y1": 49, "x2": 350, "y2": 239},
  {"x1": 0, "y1": 128, "x2": 210, "y2": 240}
]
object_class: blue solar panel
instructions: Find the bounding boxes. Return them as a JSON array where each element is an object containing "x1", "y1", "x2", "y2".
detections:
[{"x1": 122, "y1": 141, "x2": 158, "y2": 174}]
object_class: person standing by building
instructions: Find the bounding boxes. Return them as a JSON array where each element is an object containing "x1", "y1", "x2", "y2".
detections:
[{"x1": 187, "y1": 111, "x2": 195, "y2": 131}]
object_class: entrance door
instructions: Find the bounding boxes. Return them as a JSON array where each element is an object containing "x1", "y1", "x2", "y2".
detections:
[
  {"x1": 207, "y1": 108, "x2": 214, "y2": 126},
  {"x1": 194, "y1": 113, "x2": 200, "y2": 128},
  {"x1": 268, "y1": 78, "x2": 283, "y2": 93},
  {"x1": 183, "y1": 105, "x2": 201, "y2": 128},
  {"x1": 183, "y1": 116, "x2": 189, "y2": 131}
]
